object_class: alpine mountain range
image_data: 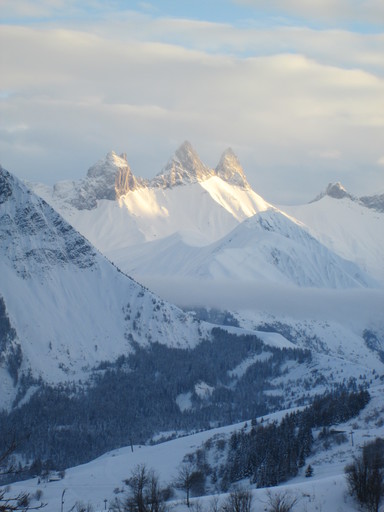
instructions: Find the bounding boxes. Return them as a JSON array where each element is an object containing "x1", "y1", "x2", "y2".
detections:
[{"x1": 0, "y1": 142, "x2": 384, "y2": 510}]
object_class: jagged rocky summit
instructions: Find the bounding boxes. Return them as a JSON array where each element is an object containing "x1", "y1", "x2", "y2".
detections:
[
  {"x1": 215, "y1": 148, "x2": 250, "y2": 189},
  {"x1": 311, "y1": 182, "x2": 354, "y2": 202},
  {"x1": 152, "y1": 141, "x2": 214, "y2": 187},
  {"x1": 40, "y1": 141, "x2": 251, "y2": 210},
  {"x1": 152, "y1": 142, "x2": 250, "y2": 189},
  {"x1": 311, "y1": 181, "x2": 384, "y2": 212},
  {"x1": 50, "y1": 151, "x2": 145, "y2": 210},
  {"x1": 87, "y1": 151, "x2": 144, "y2": 199}
]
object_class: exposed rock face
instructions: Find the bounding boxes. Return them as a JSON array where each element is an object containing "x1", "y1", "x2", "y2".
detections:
[
  {"x1": 0, "y1": 166, "x2": 97, "y2": 276},
  {"x1": 360, "y1": 194, "x2": 384, "y2": 212},
  {"x1": 86, "y1": 151, "x2": 122, "y2": 200},
  {"x1": 29, "y1": 142, "x2": 254, "y2": 210},
  {"x1": 324, "y1": 182, "x2": 353, "y2": 200},
  {"x1": 311, "y1": 182, "x2": 384, "y2": 212},
  {"x1": 152, "y1": 141, "x2": 215, "y2": 188},
  {"x1": 50, "y1": 152, "x2": 146, "y2": 210},
  {"x1": 86, "y1": 151, "x2": 144, "y2": 201},
  {"x1": 152, "y1": 142, "x2": 251, "y2": 189},
  {"x1": 0, "y1": 167, "x2": 13, "y2": 204},
  {"x1": 215, "y1": 148, "x2": 250, "y2": 189},
  {"x1": 311, "y1": 182, "x2": 354, "y2": 203}
]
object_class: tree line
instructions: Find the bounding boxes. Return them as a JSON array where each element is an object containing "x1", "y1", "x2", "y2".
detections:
[{"x1": 0, "y1": 330, "x2": 312, "y2": 476}]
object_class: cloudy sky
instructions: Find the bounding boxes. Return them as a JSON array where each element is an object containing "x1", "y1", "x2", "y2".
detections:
[{"x1": 1, "y1": 0, "x2": 384, "y2": 203}]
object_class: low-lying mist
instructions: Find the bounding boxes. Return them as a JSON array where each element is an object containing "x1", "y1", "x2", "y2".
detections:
[{"x1": 136, "y1": 275, "x2": 384, "y2": 329}]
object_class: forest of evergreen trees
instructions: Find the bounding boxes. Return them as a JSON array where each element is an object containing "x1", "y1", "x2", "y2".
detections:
[
  {"x1": 0, "y1": 329, "x2": 313, "y2": 476},
  {"x1": 183, "y1": 384, "x2": 370, "y2": 491}
]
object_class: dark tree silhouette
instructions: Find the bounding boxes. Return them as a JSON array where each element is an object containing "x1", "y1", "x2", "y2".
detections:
[
  {"x1": 345, "y1": 438, "x2": 384, "y2": 512},
  {"x1": 0, "y1": 442, "x2": 46, "y2": 511},
  {"x1": 110, "y1": 464, "x2": 167, "y2": 512}
]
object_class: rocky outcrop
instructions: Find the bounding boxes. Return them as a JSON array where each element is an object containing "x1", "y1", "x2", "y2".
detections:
[
  {"x1": 311, "y1": 182, "x2": 384, "y2": 212},
  {"x1": 215, "y1": 148, "x2": 250, "y2": 189},
  {"x1": 30, "y1": 142, "x2": 254, "y2": 210},
  {"x1": 151, "y1": 141, "x2": 215, "y2": 188}
]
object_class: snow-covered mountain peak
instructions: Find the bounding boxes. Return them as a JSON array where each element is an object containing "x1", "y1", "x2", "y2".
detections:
[
  {"x1": 325, "y1": 182, "x2": 352, "y2": 199},
  {"x1": 202, "y1": 208, "x2": 376, "y2": 288},
  {"x1": 312, "y1": 182, "x2": 354, "y2": 202},
  {"x1": 310, "y1": 182, "x2": 384, "y2": 213},
  {"x1": 152, "y1": 141, "x2": 215, "y2": 188},
  {"x1": 86, "y1": 151, "x2": 127, "y2": 179},
  {"x1": 215, "y1": 148, "x2": 250, "y2": 189},
  {"x1": 0, "y1": 166, "x2": 98, "y2": 278},
  {"x1": 43, "y1": 151, "x2": 146, "y2": 210},
  {"x1": 86, "y1": 150, "x2": 143, "y2": 200},
  {"x1": 29, "y1": 143, "x2": 258, "y2": 213}
]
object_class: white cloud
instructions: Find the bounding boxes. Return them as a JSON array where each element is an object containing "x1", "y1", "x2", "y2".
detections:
[
  {"x1": 377, "y1": 157, "x2": 384, "y2": 166},
  {"x1": 1, "y1": 24, "x2": 383, "y2": 200},
  {"x1": 73, "y1": 14, "x2": 384, "y2": 76}
]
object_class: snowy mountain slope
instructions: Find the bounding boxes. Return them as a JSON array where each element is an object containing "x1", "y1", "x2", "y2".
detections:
[
  {"x1": 9, "y1": 379, "x2": 384, "y2": 512},
  {"x1": 111, "y1": 208, "x2": 375, "y2": 289},
  {"x1": 0, "y1": 166, "x2": 206, "y2": 406},
  {"x1": 231, "y1": 308, "x2": 384, "y2": 371},
  {"x1": 29, "y1": 142, "x2": 272, "y2": 252},
  {"x1": 72, "y1": 177, "x2": 264, "y2": 254},
  {"x1": 283, "y1": 183, "x2": 384, "y2": 284}
]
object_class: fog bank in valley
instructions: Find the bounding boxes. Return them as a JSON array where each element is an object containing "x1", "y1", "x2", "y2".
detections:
[{"x1": 137, "y1": 276, "x2": 384, "y2": 329}]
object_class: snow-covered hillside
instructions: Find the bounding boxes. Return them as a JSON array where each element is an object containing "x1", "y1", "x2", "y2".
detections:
[
  {"x1": 0, "y1": 166, "x2": 205, "y2": 408},
  {"x1": 283, "y1": 183, "x2": 384, "y2": 285},
  {"x1": 8, "y1": 380, "x2": 384, "y2": 512},
  {"x1": 112, "y1": 208, "x2": 375, "y2": 289}
]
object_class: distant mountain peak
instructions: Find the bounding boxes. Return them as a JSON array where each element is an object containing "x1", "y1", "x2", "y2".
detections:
[
  {"x1": 45, "y1": 151, "x2": 145, "y2": 210},
  {"x1": 152, "y1": 141, "x2": 214, "y2": 188},
  {"x1": 215, "y1": 148, "x2": 250, "y2": 189},
  {"x1": 86, "y1": 151, "x2": 142, "y2": 201},
  {"x1": 151, "y1": 142, "x2": 252, "y2": 189},
  {"x1": 325, "y1": 182, "x2": 351, "y2": 199},
  {"x1": 174, "y1": 140, "x2": 204, "y2": 170},
  {"x1": 30, "y1": 142, "x2": 255, "y2": 209},
  {"x1": 311, "y1": 182, "x2": 354, "y2": 203},
  {"x1": 176, "y1": 140, "x2": 198, "y2": 160},
  {"x1": 310, "y1": 181, "x2": 384, "y2": 212}
]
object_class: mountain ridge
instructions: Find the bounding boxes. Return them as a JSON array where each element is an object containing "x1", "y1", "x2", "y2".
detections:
[
  {"x1": 116, "y1": 207, "x2": 375, "y2": 289},
  {"x1": 27, "y1": 146, "x2": 384, "y2": 285},
  {"x1": 36, "y1": 141, "x2": 252, "y2": 212},
  {"x1": 0, "y1": 166, "x2": 206, "y2": 407},
  {"x1": 311, "y1": 181, "x2": 384, "y2": 212}
]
